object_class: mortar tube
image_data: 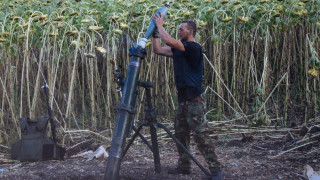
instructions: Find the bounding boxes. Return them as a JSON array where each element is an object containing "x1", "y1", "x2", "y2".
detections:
[{"x1": 104, "y1": 45, "x2": 146, "y2": 180}]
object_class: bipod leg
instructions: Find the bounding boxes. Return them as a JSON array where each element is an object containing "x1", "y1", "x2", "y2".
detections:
[
  {"x1": 132, "y1": 125, "x2": 153, "y2": 150},
  {"x1": 149, "y1": 122, "x2": 161, "y2": 172},
  {"x1": 157, "y1": 123, "x2": 212, "y2": 177},
  {"x1": 122, "y1": 122, "x2": 149, "y2": 158},
  {"x1": 144, "y1": 85, "x2": 161, "y2": 173}
]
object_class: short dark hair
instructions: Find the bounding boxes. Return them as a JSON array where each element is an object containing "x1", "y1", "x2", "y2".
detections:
[{"x1": 181, "y1": 20, "x2": 197, "y2": 37}]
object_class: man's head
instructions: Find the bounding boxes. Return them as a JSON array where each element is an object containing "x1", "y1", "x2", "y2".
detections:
[{"x1": 178, "y1": 20, "x2": 197, "y2": 41}]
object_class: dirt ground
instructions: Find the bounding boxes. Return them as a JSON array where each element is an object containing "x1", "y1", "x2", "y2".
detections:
[{"x1": 0, "y1": 132, "x2": 319, "y2": 180}]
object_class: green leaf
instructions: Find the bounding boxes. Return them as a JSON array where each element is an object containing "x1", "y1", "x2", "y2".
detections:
[
  {"x1": 0, "y1": 12, "x2": 4, "y2": 21},
  {"x1": 308, "y1": 55, "x2": 320, "y2": 64}
]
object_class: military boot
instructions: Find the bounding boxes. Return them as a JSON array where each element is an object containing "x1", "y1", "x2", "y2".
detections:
[
  {"x1": 210, "y1": 169, "x2": 223, "y2": 180},
  {"x1": 202, "y1": 169, "x2": 223, "y2": 180}
]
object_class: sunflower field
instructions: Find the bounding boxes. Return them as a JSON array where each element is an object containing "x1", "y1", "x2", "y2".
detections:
[{"x1": 0, "y1": 0, "x2": 319, "y2": 146}]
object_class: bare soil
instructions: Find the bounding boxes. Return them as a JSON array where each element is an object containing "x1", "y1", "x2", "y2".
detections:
[{"x1": 0, "y1": 133, "x2": 318, "y2": 180}]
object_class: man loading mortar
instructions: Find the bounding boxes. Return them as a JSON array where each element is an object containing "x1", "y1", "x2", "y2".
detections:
[{"x1": 151, "y1": 12, "x2": 223, "y2": 180}]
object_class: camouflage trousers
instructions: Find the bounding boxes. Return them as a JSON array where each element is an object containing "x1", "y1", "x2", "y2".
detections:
[{"x1": 174, "y1": 95, "x2": 221, "y2": 171}]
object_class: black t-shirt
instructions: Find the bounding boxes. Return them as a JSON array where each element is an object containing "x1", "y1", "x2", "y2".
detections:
[{"x1": 171, "y1": 41, "x2": 204, "y2": 103}]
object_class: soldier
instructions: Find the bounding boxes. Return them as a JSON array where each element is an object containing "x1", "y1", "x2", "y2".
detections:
[{"x1": 151, "y1": 13, "x2": 223, "y2": 180}]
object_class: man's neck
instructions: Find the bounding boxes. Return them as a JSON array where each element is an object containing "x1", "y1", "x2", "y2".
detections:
[{"x1": 182, "y1": 37, "x2": 195, "y2": 42}]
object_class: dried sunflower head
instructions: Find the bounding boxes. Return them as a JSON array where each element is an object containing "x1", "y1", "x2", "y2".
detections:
[
  {"x1": 81, "y1": 19, "x2": 91, "y2": 24},
  {"x1": 0, "y1": 38, "x2": 8, "y2": 42},
  {"x1": 199, "y1": 21, "x2": 207, "y2": 27},
  {"x1": 1, "y1": 32, "x2": 10, "y2": 37},
  {"x1": 88, "y1": 26, "x2": 104, "y2": 31},
  {"x1": 130, "y1": 19, "x2": 138, "y2": 23},
  {"x1": 70, "y1": 11, "x2": 79, "y2": 16},
  {"x1": 112, "y1": 29, "x2": 123, "y2": 34},
  {"x1": 221, "y1": 17, "x2": 233, "y2": 22},
  {"x1": 207, "y1": 7, "x2": 214, "y2": 13},
  {"x1": 22, "y1": 22, "x2": 29, "y2": 28},
  {"x1": 259, "y1": 0, "x2": 268, "y2": 4},
  {"x1": 233, "y1": 1, "x2": 240, "y2": 5},
  {"x1": 254, "y1": 8, "x2": 261, "y2": 13},
  {"x1": 237, "y1": 16, "x2": 249, "y2": 22},
  {"x1": 40, "y1": 14, "x2": 48, "y2": 20},
  {"x1": 50, "y1": 32, "x2": 59, "y2": 36},
  {"x1": 272, "y1": 12, "x2": 281, "y2": 17},
  {"x1": 18, "y1": 34, "x2": 26, "y2": 39},
  {"x1": 221, "y1": 0, "x2": 228, "y2": 4},
  {"x1": 84, "y1": 53, "x2": 96, "y2": 58},
  {"x1": 53, "y1": 16, "x2": 64, "y2": 21},
  {"x1": 71, "y1": 40, "x2": 83, "y2": 46},
  {"x1": 66, "y1": 30, "x2": 78, "y2": 36},
  {"x1": 120, "y1": 23, "x2": 129, "y2": 29},
  {"x1": 96, "y1": 46, "x2": 107, "y2": 57}
]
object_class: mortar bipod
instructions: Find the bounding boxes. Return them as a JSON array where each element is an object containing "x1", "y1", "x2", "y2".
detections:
[{"x1": 122, "y1": 81, "x2": 212, "y2": 177}]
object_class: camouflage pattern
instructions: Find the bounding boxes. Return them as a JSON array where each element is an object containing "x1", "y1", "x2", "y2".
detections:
[{"x1": 174, "y1": 95, "x2": 221, "y2": 171}]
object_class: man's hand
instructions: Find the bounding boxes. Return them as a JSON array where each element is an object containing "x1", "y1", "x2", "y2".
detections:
[
  {"x1": 152, "y1": 12, "x2": 165, "y2": 28},
  {"x1": 151, "y1": 11, "x2": 183, "y2": 56}
]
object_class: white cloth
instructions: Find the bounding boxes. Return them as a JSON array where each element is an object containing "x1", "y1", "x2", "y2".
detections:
[{"x1": 138, "y1": 38, "x2": 148, "y2": 48}]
